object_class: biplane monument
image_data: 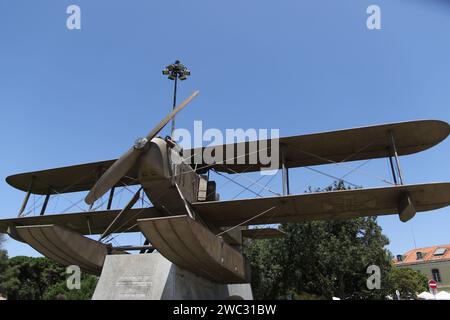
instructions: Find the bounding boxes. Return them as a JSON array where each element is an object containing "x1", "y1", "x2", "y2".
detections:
[{"x1": 0, "y1": 88, "x2": 449, "y2": 299}]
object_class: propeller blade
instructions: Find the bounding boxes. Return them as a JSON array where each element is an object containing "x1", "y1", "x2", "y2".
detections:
[
  {"x1": 85, "y1": 90, "x2": 199, "y2": 206},
  {"x1": 146, "y1": 90, "x2": 199, "y2": 140},
  {"x1": 85, "y1": 147, "x2": 141, "y2": 205}
]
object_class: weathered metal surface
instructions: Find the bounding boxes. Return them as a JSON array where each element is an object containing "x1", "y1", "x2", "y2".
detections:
[
  {"x1": 242, "y1": 228, "x2": 286, "y2": 239},
  {"x1": 138, "y1": 215, "x2": 249, "y2": 284},
  {"x1": 7, "y1": 120, "x2": 449, "y2": 193},
  {"x1": 6, "y1": 159, "x2": 140, "y2": 195},
  {"x1": 14, "y1": 224, "x2": 109, "y2": 275},
  {"x1": 138, "y1": 139, "x2": 199, "y2": 215},
  {"x1": 191, "y1": 120, "x2": 450, "y2": 173},
  {"x1": 193, "y1": 183, "x2": 450, "y2": 226},
  {"x1": 398, "y1": 192, "x2": 416, "y2": 222},
  {"x1": 0, "y1": 207, "x2": 163, "y2": 235}
]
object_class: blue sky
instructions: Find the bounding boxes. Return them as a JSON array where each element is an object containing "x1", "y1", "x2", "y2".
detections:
[{"x1": 0, "y1": 0, "x2": 449, "y2": 258}]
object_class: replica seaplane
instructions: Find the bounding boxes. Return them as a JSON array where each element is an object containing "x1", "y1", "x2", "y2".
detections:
[{"x1": 0, "y1": 90, "x2": 449, "y2": 283}]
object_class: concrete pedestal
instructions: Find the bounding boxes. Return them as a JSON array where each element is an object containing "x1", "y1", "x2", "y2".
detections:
[{"x1": 92, "y1": 253, "x2": 253, "y2": 300}]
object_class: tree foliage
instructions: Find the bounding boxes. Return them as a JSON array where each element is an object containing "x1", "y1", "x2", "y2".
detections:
[
  {"x1": 43, "y1": 274, "x2": 98, "y2": 300},
  {"x1": 0, "y1": 248, "x2": 8, "y2": 297},
  {"x1": 0, "y1": 256, "x2": 66, "y2": 299},
  {"x1": 386, "y1": 267, "x2": 428, "y2": 299},
  {"x1": 0, "y1": 254, "x2": 97, "y2": 300}
]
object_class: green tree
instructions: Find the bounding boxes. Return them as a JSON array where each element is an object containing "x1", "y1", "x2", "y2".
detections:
[
  {"x1": 0, "y1": 250, "x2": 7, "y2": 276},
  {"x1": 0, "y1": 235, "x2": 98, "y2": 300},
  {"x1": 0, "y1": 249, "x2": 9, "y2": 297},
  {"x1": 245, "y1": 181, "x2": 393, "y2": 300},
  {"x1": 386, "y1": 267, "x2": 428, "y2": 299},
  {"x1": 1, "y1": 254, "x2": 98, "y2": 300},
  {"x1": 0, "y1": 235, "x2": 9, "y2": 297},
  {"x1": 43, "y1": 274, "x2": 98, "y2": 300},
  {"x1": 1, "y1": 256, "x2": 66, "y2": 300}
]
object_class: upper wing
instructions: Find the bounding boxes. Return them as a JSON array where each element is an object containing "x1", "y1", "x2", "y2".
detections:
[
  {"x1": 5, "y1": 120, "x2": 449, "y2": 194},
  {"x1": 5, "y1": 159, "x2": 140, "y2": 195},
  {"x1": 187, "y1": 120, "x2": 450, "y2": 173},
  {"x1": 192, "y1": 183, "x2": 450, "y2": 226}
]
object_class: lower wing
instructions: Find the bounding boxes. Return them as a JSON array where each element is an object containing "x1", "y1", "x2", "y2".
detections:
[{"x1": 192, "y1": 183, "x2": 450, "y2": 226}]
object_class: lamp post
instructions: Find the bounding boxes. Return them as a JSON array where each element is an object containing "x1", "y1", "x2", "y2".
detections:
[{"x1": 162, "y1": 60, "x2": 191, "y2": 138}]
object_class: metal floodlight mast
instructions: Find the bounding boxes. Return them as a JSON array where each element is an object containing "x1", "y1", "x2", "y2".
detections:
[{"x1": 162, "y1": 60, "x2": 191, "y2": 137}]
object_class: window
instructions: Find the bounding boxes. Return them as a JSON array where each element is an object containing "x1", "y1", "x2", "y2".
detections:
[
  {"x1": 432, "y1": 269, "x2": 442, "y2": 283},
  {"x1": 434, "y1": 248, "x2": 447, "y2": 256},
  {"x1": 416, "y1": 252, "x2": 423, "y2": 260}
]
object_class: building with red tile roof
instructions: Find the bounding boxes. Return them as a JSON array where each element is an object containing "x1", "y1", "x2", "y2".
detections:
[{"x1": 394, "y1": 244, "x2": 450, "y2": 292}]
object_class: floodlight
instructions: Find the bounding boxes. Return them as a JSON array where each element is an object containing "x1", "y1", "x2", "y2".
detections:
[{"x1": 162, "y1": 60, "x2": 191, "y2": 136}]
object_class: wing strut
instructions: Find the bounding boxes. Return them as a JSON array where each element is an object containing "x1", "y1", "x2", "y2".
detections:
[
  {"x1": 281, "y1": 144, "x2": 290, "y2": 195},
  {"x1": 39, "y1": 190, "x2": 51, "y2": 216},
  {"x1": 18, "y1": 177, "x2": 35, "y2": 217},
  {"x1": 106, "y1": 187, "x2": 115, "y2": 210},
  {"x1": 100, "y1": 187, "x2": 143, "y2": 240},
  {"x1": 389, "y1": 130, "x2": 405, "y2": 185}
]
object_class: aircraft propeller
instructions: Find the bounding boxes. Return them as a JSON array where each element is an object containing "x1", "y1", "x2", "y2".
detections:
[{"x1": 85, "y1": 90, "x2": 199, "y2": 205}]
